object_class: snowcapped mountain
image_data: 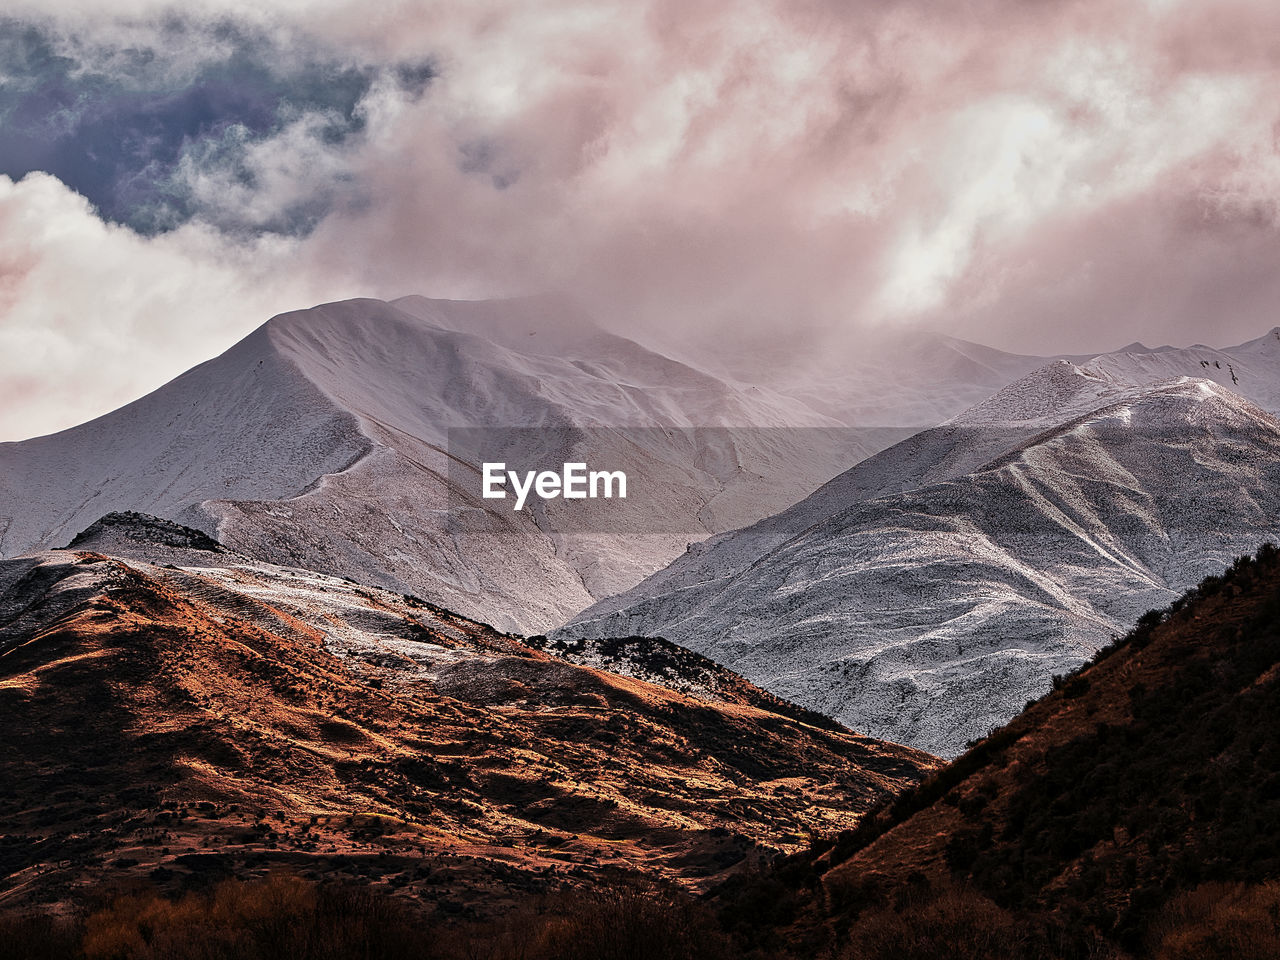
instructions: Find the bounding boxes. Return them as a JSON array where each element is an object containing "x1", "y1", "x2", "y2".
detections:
[
  {"x1": 5, "y1": 285, "x2": 1279, "y2": 694},
  {"x1": 559, "y1": 355, "x2": 1280, "y2": 757},
  {"x1": 558, "y1": 335, "x2": 1280, "y2": 648},
  {"x1": 692, "y1": 322, "x2": 1280, "y2": 428},
  {"x1": 1082, "y1": 329, "x2": 1280, "y2": 412},
  {"x1": 0, "y1": 295, "x2": 891, "y2": 633}
]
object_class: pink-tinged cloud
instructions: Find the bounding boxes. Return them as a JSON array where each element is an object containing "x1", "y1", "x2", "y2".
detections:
[{"x1": 2, "y1": 0, "x2": 1280, "y2": 438}]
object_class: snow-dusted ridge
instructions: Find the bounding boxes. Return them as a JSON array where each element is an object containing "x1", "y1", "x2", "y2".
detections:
[
  {"x1": 558, "y1": 367, "x2": 1280, "y2": 757},
  {"x1": 5, "y1": 293, "x2": 1280, "y2": 743},
  {"x1": 0, "y1": 296, "x2": 890, "y2": 633}
]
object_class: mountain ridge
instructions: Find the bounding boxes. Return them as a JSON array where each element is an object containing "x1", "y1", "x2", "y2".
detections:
[
  {"x1": 0, "y1": 296, "x2": 880, "y2": 633},
  {"x1": 560, "y1": 373, "x2": 1280, "y2": 756},
  {"x1": 0, "y1": 536, "x2": 936, "y2": 913}
]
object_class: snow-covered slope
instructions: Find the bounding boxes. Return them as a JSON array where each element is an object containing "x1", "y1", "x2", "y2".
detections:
[
  {"x1": 0, "y1": 296, "x2": 888, "y2": 633},
  {"x1": 561, "y1": 331, "x2": 1280, "y2": 653},
  {"x1": 559, "y1": 373, "x2": 1280, "y2": 757},
  {"x1": 1082, "y1": 329, "x2": 1280, "y2": 413},
  {"x1": 560, "y1": 361, "x2": 1132, "y2": 629}
]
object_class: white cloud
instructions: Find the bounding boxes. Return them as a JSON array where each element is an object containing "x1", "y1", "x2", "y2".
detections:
[{"x1": 0, "y1": 173, "x2": 340, "y2": 440}]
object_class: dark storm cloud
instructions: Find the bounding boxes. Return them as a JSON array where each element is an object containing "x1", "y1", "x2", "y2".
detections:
[{"x1": 0, "y1": 17, "x2": 433, "y2": 235}]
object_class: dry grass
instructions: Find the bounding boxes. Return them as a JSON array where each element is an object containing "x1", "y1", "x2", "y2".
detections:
[
  {"x1": 0, "y1": 876, "x2": 734, "y2": 960},
  {"x1": 836, "y1": 885, "x2": 1027, "y2": 960},
  {"x1": 1149, "y1": 881, "x2": 1280, "y2": 960},
  {"x1": 0, "y1": 553, "x2": 934, "y2": 914},
  {"x1": 79, "y1": 874, "x2": 429, "y2": 960}
]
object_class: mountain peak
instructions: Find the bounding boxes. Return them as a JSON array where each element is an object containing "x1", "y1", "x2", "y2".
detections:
[
  {"x1": 562, "y1": 369, "x2": 1280, "y2": 756},
  {"x1": 390, "y1": 292, "x2": 606, "y2": 357}
]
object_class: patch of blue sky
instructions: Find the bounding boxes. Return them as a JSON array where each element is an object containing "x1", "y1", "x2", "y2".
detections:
[{"x1": 0, "y1": 17, "x2": 433, "y2": 237}]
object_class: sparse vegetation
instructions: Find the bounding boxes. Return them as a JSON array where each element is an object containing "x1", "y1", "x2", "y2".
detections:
[
  {"x1": 0, "y1": 550, "x2": 930, "y2": 944},
  {"x1": 720, "y1": 543, "x2": 1280, "y2": 959},
  {"x1": 0, "y1": 877, "x2": 734, "y2": 960},
  {"x1": 1148, "y1": 881, "x2": 1280, "y2": 960},
  {"x1": 836, "y1": 884, "x2": 1032, "y2": 960}
]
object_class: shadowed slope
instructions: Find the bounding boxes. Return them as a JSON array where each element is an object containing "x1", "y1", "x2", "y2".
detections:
[{"x1": 725, "y1": 543, "x2": 1280, "y2": 958}]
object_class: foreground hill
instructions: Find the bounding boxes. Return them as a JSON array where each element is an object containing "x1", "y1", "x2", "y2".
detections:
[
  {"x1": 562, "y1": 373, "x2": 1280, "y2": 756},
  {"x1": 723, "y1": 542, "x2": 1280, "y2": 958},
  {"x1": 0, "y1": 517, "x2": 934, "y2": 914}
]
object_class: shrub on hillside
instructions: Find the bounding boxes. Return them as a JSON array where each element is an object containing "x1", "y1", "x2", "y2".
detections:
[
  {"x1": 2, "y1": 875, "x2": 733, "y2": 960},
  {"x1": 1149, "y1": 881, "x2": 1280, "y2": 960},
  {"x1": 79, "y1": 875, "x2": 434, "y2": 960},
  {"x1": 836, "y1": 885, "x2": 1030, "y2": 960}
]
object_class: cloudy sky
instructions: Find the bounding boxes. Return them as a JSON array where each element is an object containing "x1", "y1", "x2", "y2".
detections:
[{"x1": 3, "y1": 0, "x2": 1280, "y2": 440}]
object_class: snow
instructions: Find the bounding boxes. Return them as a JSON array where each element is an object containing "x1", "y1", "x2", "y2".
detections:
[
  {"x1": 5, "y1": 291, "x2": 1280, "y2": 751},
  {"x1": 558, "y1": 375, "x2": 1280, "y2": 757},
  {"x1": 0, "y1": 296, "x2": 883, "y2": 634}
]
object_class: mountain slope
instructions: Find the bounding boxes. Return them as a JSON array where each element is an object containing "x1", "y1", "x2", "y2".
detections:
[
  {"x1": 746, "y1": 544, "x2": 1280, "y2": 957},
  {"x1": 563, "y1": 328, "x2": 1280, "y2": 645},
  {"x1": 697, "y1": 323, "x2": 1280, "y2": 428},
  {"x1": 680, "y1": 326, "x2": 1074, "y2": 427},
  {"x1": 0, "y1": 524, "x2": 936, "y2": 913},
  {"x1": 559, "y1": 360, "x2": 1135, "y2": 635},
  {"x1": 561, "y1": 377, "x2": 1280, "y2": 756},
  {"x1": 0, "y1": 296, "x2": 881, "y2": 633}
]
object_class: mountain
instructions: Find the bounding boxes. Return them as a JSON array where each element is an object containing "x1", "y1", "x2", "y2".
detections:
[
  {"x1": 691, "y1": 323, "x2": 1280, "y2": 428},
  {"x1": 0, "y1": 296, "x2": 889, "y2": 634},
  {"x1": 720, "y1": 544, "x2": 1280, "y2": 959},
  {"x1": 560, "y1": 364, "x2": 1280, "y2": 756},
  {"x1": 674, "y1": 326, "x2": 1071, "y2": 427},
  {"x1": 558, "y1": 360, "x2": 1132, "y2": 636},
  {"x1": 0, "y1": 515, "x2": 936, "y2": 914},
  {"x1": 564, "y1": 330, "x2": 1280, "y2": 640},
  {"x1": 1083, "y1": 327, "x2": 1280, "y2": 413},
  {"x1": 562, "y1": 330, "x2": 1280, "y2": 647}
]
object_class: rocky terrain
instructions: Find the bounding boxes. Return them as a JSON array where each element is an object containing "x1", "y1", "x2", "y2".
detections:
[
  {"x1": 0, "y1": 515, "x2": 935, "y2": 916},
  {"x1": 561, "y1": 364, "x2": 1280, "y2": 756}
]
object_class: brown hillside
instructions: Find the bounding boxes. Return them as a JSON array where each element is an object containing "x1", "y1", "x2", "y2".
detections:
[
  {"x1": 0, "y1": 549, "x2": 935, "y2": 917},
  {"x1": 720, "y1": 543, "x2": 1280, "y2": 958}
]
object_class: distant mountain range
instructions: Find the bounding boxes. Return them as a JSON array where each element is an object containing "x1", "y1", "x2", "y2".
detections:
[
  {"x1": 4, "y1": 296, "x2": 1280, "y2": 756},
  {"x1": 680, "y1": 322, "x2": 1280, "y2": 427},
  {"x1": 560, "y1": 330, "x2": 1280, "y2": 755}
]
